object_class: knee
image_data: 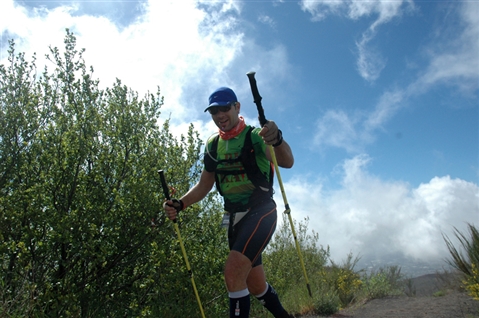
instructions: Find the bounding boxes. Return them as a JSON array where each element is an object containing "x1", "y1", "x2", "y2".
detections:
[
  {"x1": 223, "y1": 252, "x2": 252, "y2": 291},
  {"x1": 247, "y1": 275, "x2": 267, "y2": 295},
  {"x1": 248, "y1": 283, "x2": 266, "y2": 296}
]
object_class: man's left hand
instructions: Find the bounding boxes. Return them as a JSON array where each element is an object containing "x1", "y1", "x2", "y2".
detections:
[{"x1": 259, "y1": 121, "x2": 280, "y2": 145}]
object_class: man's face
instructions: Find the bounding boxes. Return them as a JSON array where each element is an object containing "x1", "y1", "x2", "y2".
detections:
[{"x1": 209, "y1": 103, "x2": 240, "y2": 131}]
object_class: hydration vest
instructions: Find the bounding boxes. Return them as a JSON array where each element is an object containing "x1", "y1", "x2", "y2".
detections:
[{"x1": 204, "y1": 127, "x2": 274, "y2": 212}]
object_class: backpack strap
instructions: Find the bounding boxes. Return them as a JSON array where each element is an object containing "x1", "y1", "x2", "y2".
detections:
[
  {"x1": 205, "y1": 127, "x2": 274, "y2": 211},
  {"x1": 240, "y1": 128, "x2": 273, "y2": 194},
  {"x1": 204, "y1": 134, "x2": 219, "y2": 173}
]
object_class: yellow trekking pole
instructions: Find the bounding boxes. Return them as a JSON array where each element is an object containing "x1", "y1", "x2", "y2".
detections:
[
  {"x1": 246, "y1": 72, "x2": 312, "y2": 298},
  {"x1": 158, "y1": 170, "x2": 206, "y2": 318}
]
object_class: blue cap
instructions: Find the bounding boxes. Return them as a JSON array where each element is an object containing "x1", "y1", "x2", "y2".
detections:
[{"x1": 205, "y1": 87, "x2": 237, "y2": 112}]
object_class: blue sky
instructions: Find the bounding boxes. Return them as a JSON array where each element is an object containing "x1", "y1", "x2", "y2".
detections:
[{"x1": 1, "y1": 0, "x2": 478, "y2": 274}]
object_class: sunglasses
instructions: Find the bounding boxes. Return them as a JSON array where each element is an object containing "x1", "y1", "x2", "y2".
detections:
[{"x1": 208, "y1": 103, "x2": 235, "y2": 115}]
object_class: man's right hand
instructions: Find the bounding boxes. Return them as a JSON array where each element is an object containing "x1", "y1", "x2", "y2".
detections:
[{"x1": 163, "y1": 199, "x2": 183, "y2": 220}]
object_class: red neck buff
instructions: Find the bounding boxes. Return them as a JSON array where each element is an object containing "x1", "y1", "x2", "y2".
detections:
[{"x1": 219, "y1": 116, "x2": 246, "y2": 140}]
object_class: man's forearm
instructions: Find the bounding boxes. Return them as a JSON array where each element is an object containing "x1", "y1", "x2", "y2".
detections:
[
  {"x1": 180, "y1": 170, "x2": 215, "y2": 208},
  {"x1": 272, "y1": 141, "x2": 294, "y2": 168}
]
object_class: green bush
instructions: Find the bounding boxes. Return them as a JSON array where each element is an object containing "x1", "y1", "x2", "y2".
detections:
[
  {"x1": 361, "y1": 266, "x2": 403, "y2": 299},
  {"x1": 444, "y1": 223, "x2": 479, "y2": 300},
  {"x1": 0, "y1": 30, "x2": 227, "y2": 317},
  {"x1": 326, "y1": 254, "x2": 363, "y2": 306},
  {"x1": 314, "y1": 286, "x2": 341, "y2": 316}
]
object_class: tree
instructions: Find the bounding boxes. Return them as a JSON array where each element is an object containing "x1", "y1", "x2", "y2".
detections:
[{"x1": 0, "y1": 30, "x2": 226, "y2": 317}]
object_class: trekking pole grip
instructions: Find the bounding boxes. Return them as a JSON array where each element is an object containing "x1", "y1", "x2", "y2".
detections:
[
  {"x1": 246, "y1": 71, "x2": 267, "y2": 127},
  {"x1": 158, "y1": 169, "x2": 178, "y2": 223}
]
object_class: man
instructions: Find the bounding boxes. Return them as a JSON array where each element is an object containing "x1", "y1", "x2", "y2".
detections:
[{"x1": 163, "y1": 87, "x2": 294, "y2": 318}]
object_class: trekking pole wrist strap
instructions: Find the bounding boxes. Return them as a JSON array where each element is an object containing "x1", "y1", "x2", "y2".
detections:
[
  {"x1": 272, "y1": 129, "x2": 283, "y2": 147},
  {"x1": 171, "y1": 199, "x2": 185, "y2": 212}
]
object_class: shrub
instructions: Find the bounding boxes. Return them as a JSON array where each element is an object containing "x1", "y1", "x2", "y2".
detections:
[
  {"x1": 444, "y1": 223, "x2": 479, "y2": 300},
  {"x1": 314, "y1": 286, "x2": 341, "y2": 316},
  {"x1": 361, "y1": 266, "x2": 403, "y2": 299},
  {"x1": 465, "y1": 263, "x2": 479, "y2": 300},
  {"x1": 323, "y1": 253, "x2": 362, "y2": 306}
]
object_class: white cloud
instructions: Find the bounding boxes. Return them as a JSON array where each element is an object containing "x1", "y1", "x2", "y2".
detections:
[
  {"x1": 280, "y1": 154, "x2": 479, "y2": 268},
  {"x1": 355, "y1": 39, "x2": 387, "y2": 82},
  {"x1": 299, "y1": 0, "x2": 415, "y2": 81},
  {"x1": 408, "y1": 2, "x2": 479, "y2": 98},
  {"x1": 0, "y1": 3, "x2": 77, "y2": 61},
  {"x1": 352, "y1": 0, "x2": 415, "y2": 81},
  {"x1": 73, "y1": 0, "x2": 244, "y2": 124},
  {"x1": 313, "y1": 1, "x2": 477, "y2": 154},
  {"x1": 299, "y1": 0, "x2": 345, "y2": 21},
  {"x1": 258, "y1": 14, "x2": 276, "y2": 28},
  {"x1": 0, "y1": 0, "x2": 294, "y2": 143},
  {"x1": 312, "y1": 88, "x2": 405, "y2": 153},
  {"x1": 313, "y1": 109, "x2": 363, "y2": 153},
  {"x1": 364, "y1": 88, "x2": 405, "y2": 131}
]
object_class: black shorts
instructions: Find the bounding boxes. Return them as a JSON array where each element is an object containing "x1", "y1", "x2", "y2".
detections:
[{"x1": 228, "y1": 200, "x2": 277, "y2": 267}]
